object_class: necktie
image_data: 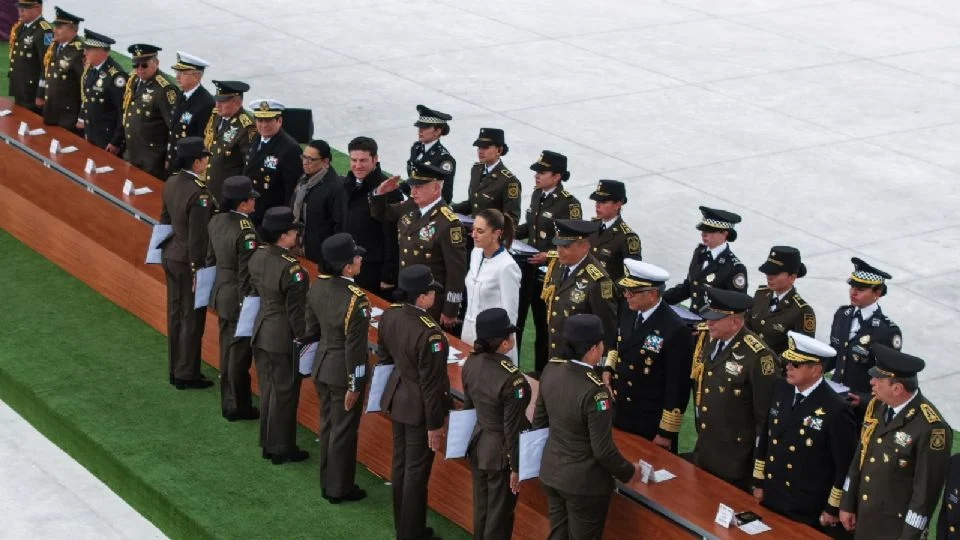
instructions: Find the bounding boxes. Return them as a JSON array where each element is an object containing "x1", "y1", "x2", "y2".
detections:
[
  {"x1": 599, "y1": 223, "x2": 607, "y2": 233},
  {"x1": 634, "y1": 313, "x2": 643, "y2": 331},
  {"x1": 884, "y1": 407, "x2": 894, "y2": 425},
  {"x1": 769, "y1": 296, "x2": 780, "y2": 312},
  {"x1": 793, "y1": 393, "x2": 804, "y2": 409},
  {"x1": 539, "y1": 193, "x2": 547, "y2": 205},
  {"x1": 218, "y1": 118, "x2": 227, "y2": 133},
  {"x1": 849, "y1": 309, "x2": 863, "y2": 338},
  {"x1": 711, "y1": 341, "x2": 725, "y2": 360},
  {"x1": 258, "y1": 140, "x2": 266, "y2": 152},
  {"x1": 701, "y1": 249, "x2": 714, "y2": 270},
  {"x1": 561, "y1": 266, "x2": 571, "y2": 282}
]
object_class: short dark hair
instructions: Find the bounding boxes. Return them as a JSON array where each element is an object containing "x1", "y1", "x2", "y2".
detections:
[
  {"x1": 893, "y1": 376, "x2": 918, "y2": 393},
  {"x1": 348, "y1": 136, "x2": 377, "y2": 158},
  {"x1": 472, "y1": 336, "x2": 506, "y2": 355},
  {"x1": 475, "y1": 209, "x2": 515, "y2": 249},
  {"x1": 307, "y1": 139, "x2": 332, "y2": 160},
  {"x1": 570, "y1": 340, "x2": 601, "y2": 359},
  {"x1": 222, "y1": 197, "x2": 244, "y2": 212},
  {"x1": 257, "y1": 227, "x2": 281, "y2": 245}
]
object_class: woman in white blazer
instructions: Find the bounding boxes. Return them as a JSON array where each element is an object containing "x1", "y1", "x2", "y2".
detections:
[{"x1": 462, "y1": 209, "x2": 522, "y2": 364}]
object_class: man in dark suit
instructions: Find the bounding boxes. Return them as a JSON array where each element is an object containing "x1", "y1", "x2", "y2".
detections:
[
  {"x1": 377, "y1": 264, "x2": 451, "y2": 540},
  {"x1": 242, "y1": 99, "x2": 303, "y2": 226},
  {"x1": 167, "y1": 51, "x2": 214, "y2": 173},
  {"x1": 77, "y1": 30, "x2": 125, "y2": 149},
  {"x1": 588, "y1": 180, "x2": 641, "y2": 282},
  {"x1": 7, "y1": 0, "x2": 53, "y2": 113},
  {"x1": 342, "y1": 136, "x2": 398, "y2": 299},
  {"x1": 757, "y1": 331, "x2": 857, "y2": 537},
  {"x1": 291, "y1": 140, "x2": 344, "y2": 264},
  {"x1": 408, "y1": 104, "x2": 456, "y2": 202},
  {"x1": 603, "y1": 260, "x2": 693, "y2": 453},
  {"x1": 532, "y1": 314, "x2": 640, "y2": 540},
  {"x1": 747, "y1": 246, "x2": 816, "y2": 356},
  {"x1": 38, "y1": 7, "x2": 83, "y2": 133}
]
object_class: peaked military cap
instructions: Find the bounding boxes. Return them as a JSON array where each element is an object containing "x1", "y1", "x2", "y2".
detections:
[
  {"x1": 589, "y1": 179, "x2": 627, "y2": 204},
  {"x1": 398, "y1": 264, "x2": 443, "y2": 296},
  {"x1": 552, "y1": 219, "x2": 600, "y2": 246},
  {"x1": 212, "y1": 80, "x2": 250, "y2": 101},
  {"x1": 759, "y1": 245, "x2": 806, "y2": 277},
  {"x1": 869, "y1": 345, "x2": 925, "y2": 379},
  {"x1": 407, "y1": 163, "x2": 447, "y2": 186},
  {"x1": 175, "y1": 136, "x2": 211, "y2": 161},
  {"x1": 16, "y1": 0, "x2": 41, "y2": 7},
  {"x1": 473, "y1": 128, "x2": 508, "y2": 154},
  {"x1": 782, "y1": 331, "x2": 836, "y2": 364},
  {"x1": 619, "y1": 260, "x2": 669, "y2": 291},
  {"x1": 476, "y1": 308, "x2": 518, "y2": 340},
  {"x1": 171, "y1": 51, "x2": 209, "y2": 71},
  {"x1": 696, "y1": 206, "x2": 741, "y2": 242},
  {"x1": 128, "y1": 43, "x2": 161, "y2": 63},
  {"x1": 563, "y1": 314, "x2": 604, "y2": 346},
  {"x1": 221, "y1": 176, "x2": 259, "y2": 201},
  {"x1": 847, "y1": 257, "x2": 891, "y2": 290},
  {"x1": 530, "y1": 150, "x2": 569, "y2": 178},
  {"x1": 82, "y1": 29, "x2": 115, "y2": 49},
  {"x1": 414, "y1": 104, "x2": 452, "y2": 127},
  {"x1": 53, "y1": 6, "x2": 83, "y2": 25},
  {"x1": 249, "y1": 98, "x2": 285, "y2": 119},
  {"x1": 322, "y1": 233, "x2": 366, "y2": 267},
  {"x1": 699, "y1": 287, "x2": 754, "y2": 320},
  {"x1": 262, "y1": 206, "x2": 303, "y2": 233}
]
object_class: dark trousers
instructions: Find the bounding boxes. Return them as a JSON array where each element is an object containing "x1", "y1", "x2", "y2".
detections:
[
  {"x1": 541, "y1": 484, "x2": 611, "y2": 540},
  {"x1": 470, "y1": 464, "x2": 517, "y2": 540},
  {"x1": 253, "y1": 348, "x2": 301, "y2": 454},
  {"x1": 516, "y1": 262, "x2": 548, "y2": 372},
  {"x1": 391, "y1": 421, "x2": 435, "y2": 540},
  {"x1": 162, "y1": 258, "x2": 206, "y2": 380},
  {"x1": 125, "y1": 144, "x2": 166, "y2": 180},
  {"x1": 316, "y1": 381, "x2": 362, "y2": 497},
  {"x1": 218, "y1": 317, "x2": 253, "y2": 413}
]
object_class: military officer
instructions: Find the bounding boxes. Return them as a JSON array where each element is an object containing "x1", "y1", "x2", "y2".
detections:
[
  {"x1": 450, "y1": 128, "x2": 521, "y2": 223},
  {"x1": 167, "y1": 51, "x2": 214, "y2": 172},
  {"x1": 461, "y1": 308, "x2": 531, "y2": 539},
  {"x1": 7, "y1": 0, "x2": 53, "y2": 113},
  {"x1": 541, "y1": 219, "x2": 617, "y2": 373},
  {"x1": 839, "y1": 346, "x2": 953, "y2": 540},
  {"x1": 827, "y1": 258, "x2": 902, "y2": 411},
  {"x1": 204, "y1": 80, "x2": 256, "y2": 204},
  {"x1": 532, "y1": 314, "x2": 641, "y2": 540},
  {"x1": 588, "y1": 179, "x2": 641, "y2": 282},
  {"x1": 603, "y1": 260, "x2": 693, "y2": 453},
  {"x1": 937, "y1": 454, "x2": 960, "y2": 539},
  {"x1": 663, "y1": 206, "x2": 748, "y2": 312},
  {"x1": 756, "y1": 332, "x2": 857, "y2": 537},
  {"x1": 305, "y1": 233, "x2": 370, "y2": 504},
  {"x1": 692, "y1": 287, "x2": 778, "y2": 491},
  {"x1": 249, "y1": 206, "x2": 311, "y2": 465},
  {"x1": 514, "y1": 150, "x2": 582, "y2": 367},
  {"x1": 117, "y1": 44, "x2": 179, "y2": 179},
  {"x1": 243, "y1": 99, "x2": 303, "y2": 225},
  {"x1": 159, "y1": 137, "x2": 215, "y2": 390},
  {"x1": 408, "y1": 104, "x2": 456, "y2": 202},
  {"x1": 205, "y1": 176, "x2": 260, "y2": 422},
  {"x1": 377, "y1": 264, "x2": 451, "y2": 540},
  {"x1": 77, "y1": 30, "x2": 125, "y2": 149},
  {"x1": 370, "y1": 164, "x2": 468, "y2": 329},
  {"x1": 38, "y1": 7, "x2": 83, "y2": 133},
  {"x1": 747, "y1": 246, "x2": 816, "y2": 356}
]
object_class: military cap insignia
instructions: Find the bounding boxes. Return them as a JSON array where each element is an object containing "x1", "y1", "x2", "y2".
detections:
[
  {"x1": 600, "y1": 280, "x2": 614, "y2": 300},
  {"x1": 760, "y1": 355, "x2": 775, "y2": 376},
  {"x1": 450, "y1": 226, "x2": 464, "y2": 245},
  {"x1": 744, "y1": 334, "x2": 764, "y2": 353},
  {"x1": 586, "y1": 371, "x2": 604, "y2": 386},
  {"x1": 507, "y1": 183, "x2": 520, "y2": 199},
  {"x1": 500, "y1": 359, "x2": 518, "y2": 373},
  {"x1": 586, "y1": 264, "x2": 604, "y2": 281},
  {"x1": 732, "y1": 273, "x2": 747, "y2": 289},
  {"x1": 420, "y1": 316, "x2": 437, "y2": 329},
  {"x1": 569, "y1": 205, "x2": 581, "y2": 219},
  {"x1": 931, "y1": 429, "x2": 946, "y2": 451},
  {"x1": 627, "y1": 236, "x2": 640, "y2": 254},
  {"x1": 803, "y1": 313, "x2": 816, "y2": 333},
  {"x1": 921, "y1": 403, "x2": 941, "y2": 423}
]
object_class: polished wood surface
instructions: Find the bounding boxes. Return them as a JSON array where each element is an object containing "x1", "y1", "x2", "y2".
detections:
[{"x1": 0, "y1": 97, "x2": 823, "y2": 539}]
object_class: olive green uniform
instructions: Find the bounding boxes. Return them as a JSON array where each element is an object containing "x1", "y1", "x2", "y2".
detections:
[
  {"x1": 747, "y1": 286, "x2": 816, "y2": 356},
  {"x1": 203, "y1": 108, "x2": 256, "y2": 203},
  {"x1": 588, "y1": 216, "x2": 641, "y2": 282},
  {"x1": 121, "y1": 72, "x2": 179, "y2": 179},
  {"x1": 39, "y1": 37, "x2": 83, "y2": 131},
  {"x1": 7, "y1": 17, "x2": 53, "y2": 112},
  {"x1": 450, "y1": 161, "x2": 522, "y2": 223},
  {"x1": 541, "y1": 253, "x2": 617, "y2": 362}
]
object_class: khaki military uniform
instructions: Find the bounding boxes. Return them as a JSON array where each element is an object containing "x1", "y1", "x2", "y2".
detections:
[
  {"x1": 249, "y1": 245, "x2": 309, "y2": 455},
  {"x1": 305, "y1": 275, "x2": 371, "y2": 498},
  {"x1": 691, "y1": 327, "x2": 778, "y2": 489},
  {"x1": 450, "y1": 161, "x2": 522, "y2": 224},
  {"x1": 121, "y1": 73, "x2": 179, "y2": 179},
  {"x1": 589, "y1": 216, "x2": 641, "y2": 282},
  {"x1": 39, "y1": 37, "x2": 83, "y2": 131},
  {"x1": 542, "y1": 253, "x2": 617, "y2": 362},
  {"x1": 205, "y1": 211, "x2": 258, "y2": 415},
  {"x1": 370, "y1": 197, "x2": 468, "y2": 322},
  {"x1": 532, "y1": 360, "x2": 636, "y2": 540},
  {"x1": 840, "y1": 394, "x2": 952, "y2": 540},
  {"x1": 160, "y1": 170, "x2": 215, "y2": 382},
  {"x1": 7, "y1": 17, "x2": 53, "y2": 111},
  {"x1": 204, "y1": 109, "x2": 257, "y2": 203},
  {"x1": 80, "y1": 57, "x2": 126, "y2": 149},
  {"x1": 747, "y1": 286, "x2": 816, "y2": 356},
  {"x1": 461, "y1": 352, "x2": 531, "y2": 539},
  {"x1": 377, "y1": 303, "x2": 451, "y2": 540}
]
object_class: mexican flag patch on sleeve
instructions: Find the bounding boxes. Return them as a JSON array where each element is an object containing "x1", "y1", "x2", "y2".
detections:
[
  {"x1": 430, "y1": 341, "x2": 443, "y2": 353},
  {"x1": 596, "y1": 399, "x2": 611, "y2": 411},
  {"x1": 515, "y1": 387, "x2": 525, "y2": 399}
]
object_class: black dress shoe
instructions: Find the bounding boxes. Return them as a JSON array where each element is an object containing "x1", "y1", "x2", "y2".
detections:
[
  {"x1": 327, "y1": 485, "x2": 367, "y2": 504},
  {"x1": 174, "y1": 377, "x2": 215, "y2": 390},
  {"x1": 271, "y1": 448, "x2": 309, "y2": 465},
  {"x1": 261, "y1": 449, "x2": 272, "y2": 460},
  {"x1": 224, "y1": 408, "x2": 260, "y2": 422},
  {"x1": 169, "y1": 373, "x2": 175, "y2": 385}
]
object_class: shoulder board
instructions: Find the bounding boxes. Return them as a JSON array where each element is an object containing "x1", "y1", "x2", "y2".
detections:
[
  {"x1": 193, "y1": 177, "x2": 206, "y2": 189},
  {"x1": 317, "y1": 274, "x2": 332, "y2": 279},
  {"x1": 548, "y1": 358, "x2": 566, "y2": 364},
  {"x1": 792, "y1": 292, "x2": 808, "y2": 308},
  {"x1": 288, "y1": 264, "x2": 302, "y2": 274},
  {"x1": 731, "y1": 255, "x2": 743, "y2": 266},
  {"x1": 921, "y1": 403, "x2": 941, "y2": 424},
  {"x1": 500, "y1": 359, "x2": 519, "y2": 374},
  {"x1": 620, "y1": 222, "x2": 634, "y2": 234},
  {"x1": 744, "y1": 334, "x2": 764, "y2": 353},
  {"x1": 473, "y1": 161, "x2": 483, "y2": 167},
  {"x1": 586, "y1": 371, "x2": 604, "y2": 386},
  {"x1": 239, "y1": 113, "x2": 253, "y2": 128},
  {"x1": 500, "y1": 166, "x2": 513, "y2": 178},
  {"x1": 756, "y1": 285, "x2": 769, "y2": 293},
  {"x1": 590, "y1": 217, "x2": 601, "y2": 223},
  {"x1": 440, "y1": 206, "x2": 458, "y2": 222},
  {"x1": 347, "y1": 284, "x2": 366, "y2": 298},
  {"x1": 71, "y1": 40, "x2": 83, "y2": 50},
  {"x1": 586, "y1": 264, "x2": 604, "y2": 281},
  {"x1": 155, "y1": 75, "x2": 171, "y2": 88},
  {"x1": 39, "y1": 20, "x2": 53, "y2": 31},
  {"x1": 560, "y1": 189, "x2": 572, "y2": 198},
  {"x1": 884, "y1": 316, "x2": 899, "y2": 328},
  {"x1": 420, "y1": 316, "x2": 437, "y2": 329},
  {"x1": 239, "y1": 218, "x2": 254, "y2": 231},
  {"x1": 546, "y1": 250, "x2": 558, "y2": 259},
  {"x1": 390, "y1": 303, "x2": 403, "y2": 307},
  {"x1": 281, "y1": 254, "x2": 299, "y2": 264}
]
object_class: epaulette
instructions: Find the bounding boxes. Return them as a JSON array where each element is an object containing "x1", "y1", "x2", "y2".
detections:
[
  {"x1": 39, "y1": 20, "x2": 52, "y2": 31},
  {"x1": 560, "y1": 189, "x2": 572, "y2": 198},
  {"x1": 590, "y1": 217, "x2": 601, "y2": 223},
  {"x1": 239, "y1": 113, "x2": 253, "y2": 128},
  {"x1": 71, "y1": 40, "x2": 83, "y2": 50},
  {"x1": 586, "y1": 264, "x2": 604, "y2": 281},
  {"x1": 347, "y1": 284, "x2": 366, "y2": 298},
  {"x1": 473, "y1": 161, "x2": 483, "y2": 167},
  {"x1": 500, "y1": 359, "x2": 518, "y2": 373},
  {"x1": 548, "y1": 358, "x2": 566, "y2": 364},
  {"x1": 921, "y1": 403, "x2": 941, "y2": 424},
  {"x1": 390, "y1": 303, "x2": 403, "y2": 307},
  {"x1": 316, "y1": 274, "x2": 332, "y2": 279},
  {"x1": 500, "y1": 167, "x2": 513, "y2": 178},
  {"x1": 420, "y1": 316, "x2": 437, "y2": 329},
  {"x1": 439, "y1": 206, "x2": 457, "y2": 222},
  {"x1": 620, "y1": 222, "x2": 635, "y2": 235},
  {"x1": 731, "y1": 255, "x2": 743, "y2": 266},
  {"x1": 744, "y1": 334, "x2": 764, "y2": 353},
  {"x1": 281, "y1": 254, "x2": 299, "y2": 264},
  {"x1": 239, "y1": 218, "x2": 254, "y2": 231},
  {"x1": 155, "y1": 74, "x2": 171, "y2": 88},
  {"x1": 586, "y1": 371, "x2": 604, "y2": 386},
  {"x1": 695, "y1": 322, "x2": 708, "y2": 332},
  {"x1": 546, "y1": 250, "x2": 558, "y2": 259},
  {"x1": 884, "y1": 316, "x2": 899, "y2": 328},
  {"x1": 756, "y1": 285, "x2": 769, "y2": 291},
  {"x1": 793, "y1": 292, "x2": 808, "y2": 308}
]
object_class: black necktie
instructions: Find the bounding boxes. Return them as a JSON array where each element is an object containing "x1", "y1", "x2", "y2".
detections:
[
  {"x1": 539, "y1": 193, "x2": 547, "y2": 205},
  {"x1": 793, "y1": 393, "x2": 804, "y2": 409},
  {"x1": 884, "y1": 407, "x2": 894, "y2": 425},
  {"x1": 634, "y1": 313, "x2": 643, "y2": 331},
  {"x1": 561, "y1": 266, "x2": 571, "y2": 282},
  {"x1": 218, "y1": 118, "x2": 227, "y2": 133},
  {"x1": 770, "y1": 296, "x2": 780, "y2": 311},
  {"x1": 599, "y1": 223, "x2": 607, "y2": 233},
  {"x1": 711, "y1": 341, "x2": 725, "y2": 360},
  {"x1": 258, "y1": 139, "x2": 266, "y2": 152}
]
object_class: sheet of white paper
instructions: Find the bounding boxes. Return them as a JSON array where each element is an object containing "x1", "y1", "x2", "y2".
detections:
[
  {"x1": 653, "y1": 469, "x2": 676, "y2": 483},
  {"x1": 94, "y1": 165, "x2": 114, "y2": 173},
  {"x1": 298, "y1": 342, "x2": 318, "y2": 376},
  {"x1": 670, "y1": 304, "x2": 703, "y2": 323},
  {"x1": 826, "y1": 379, "x2": 850, "y2": 394},
  {"x1": 519, "y1": 428, "x2": 549, "y2": 481},
  {"x1": 60, "y1": 145, "x2": 78, "y2": 154},
  {"x1": 18, "y1": 121, "x2": 27, "y2": 135},
  {"x1": 639, "y1": 460, "x2": 653, "y2": 484},
  {"x1": 133, "y1": 186, "x2": 153, "y2": 195},
  {"x1": 738, "y1": 520, "x2": 772, "y2": 534},
  {"x1": 84, "y1": 158, "x2": 95, "y2": 173},
  {"x1": 144, "y1": 224, "x2": 173, "y2": 264},
  {"x1": 444, "y1": 409, "x2": 477, "y2": 459},
  {"x1": 454, "y1": 213, "x2": 474, "y2": 225},
  {"x1": 122, "y1": 179, "x2": 133, "y2": 195},
  {"x1": 714, "y1": 504, "x2": 735, "y2": 528},
  {"x1": 365, "y1": 364, "x2": 395, "y2": 413},
  {"x1": 0, "y1": 109, "x2": 12, "y2": 117},
  {"x1": 447, "y1": 350, "x2": 463, "y2": 364},
  {"x1": 234, "y1": 296, "x2": 260, "y2": 337},
  {"x1": 28, "y1": 128, "x2": 46, "y2": 135},
  {"x1": 509, "y1": 240, "x2": 539, "y2": 255},
  {"x1": 49, "y1": 139, "x2": 60, "y2": 153},
  {"x1": 192, "y1": 266, "x2": 216, "y2": 309},
  {"x1": 371, "y1": 307, "x2": 384, "y2": 318}
]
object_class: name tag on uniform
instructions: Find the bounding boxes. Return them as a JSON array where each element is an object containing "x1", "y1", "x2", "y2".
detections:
[
  {"x1": 642, "y1": 334, "x2": 663, "y2": 353},
  {"x1": 263, "y1": 155, "x2": 278, "y2": 169}
]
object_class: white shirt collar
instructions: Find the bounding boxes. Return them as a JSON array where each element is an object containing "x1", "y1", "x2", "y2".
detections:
[
  {"x1": 260, "y1": 137, "x2": 271, "y2": 145},
  {"x1": 541, "y1": 186, "x2": 557, "y2": 197},
  {"x1": 484, "y1": 159, "x2": 500, "y2": 173},
  {"x1": 773, "y1": 287, "x2": 793, "y2": 302},
  {"x1": 569, "y1": 359, "x2": 592, "y2": 369},
  {"x1": 856, "y1": 301, "x2": 879, "y2": 319},
  {"x1": 795, "y1": 376, "x2": 824, "y2": 399},
  {"x1": 602, "y1": 216, "x2": 619, "y2": 230},
  {"x1": 342, "y1": 276, "x2": 355, "y2": 283},
  {"x1": 708, "y1": 242, "x2": 728, "y2": 260},
  {"x1": 891, "y1": 391, "x2": 919, "y2": 416},
  {"x1": 182, "y1": 170, "x2": 199, "y2": 179},
  {"x1": 566, "y1": 254, "x2": 588, "y2": 275},
  {"x1": 639, "y1": 300, "x2": 661, "y2": 322},
  {"x1": 422, "y1": 139, "x2": 438, "y2": 153},
  {"x1": 24, "y1": 16, "x2": 40, "y2": 27},
  {"x1": 230, "y1": 210, "x2": 248, "y2": 217},
  {"x1": 93, "y1": 60, "x2": 107, "y2": 71},
  {"x1": 418, "y1": 197, "x2": 442, "y2": 216},
  {"x1": 182, "y1": 86, "x2": 199, "y2": 100}
]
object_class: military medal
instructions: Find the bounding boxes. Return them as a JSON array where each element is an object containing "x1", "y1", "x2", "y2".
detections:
[
  {"x1": 418, "y1": 223, "x2": 436, "y2": 241},
  {"x1": 724, "y1": 361, "x2": 743, "y2": 376},
  {"x1": 894, "y1": 432, "x2": 913, "y2": 447},
  {"x1": 706, "y1": 273, "x2": 715, "y2": 283},
  {"x1": 642, "y1": 334, "x2": 663, "y2": 353},
  {"x1": 263, "y1": 156, "x2": 279, "y2": 169},
  {"x1": 570, "y1": 290, "x2": 586, "y2": 304},
  {"x1": 181, "y1": 112, "x2": 192, "y2": 124}
]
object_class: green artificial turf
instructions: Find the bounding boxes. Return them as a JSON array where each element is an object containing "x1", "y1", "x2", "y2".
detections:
[{"x1": 0, "y1": 229, "x2": 468, "y2": 540}]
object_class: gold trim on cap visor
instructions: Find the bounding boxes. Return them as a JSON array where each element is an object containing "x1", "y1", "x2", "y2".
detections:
[
  {"x1": 873, "y1": 366, "x2": 896, "y2": 378},
  {"x1": 618, "y1": 277, "x2": 655, "y2": 289},
  {"x1": 782, "y1": 348, "x2": 820, "y2": 364}
]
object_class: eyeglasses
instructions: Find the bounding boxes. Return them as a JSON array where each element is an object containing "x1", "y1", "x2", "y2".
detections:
[
  {"x1": 787, "y1": 361, "x2": 808, "y2": 369},
  {"x1": 134, "y1": 62, "x2": 150, "y2": 69},
  {"x1": 300, "y1": 155, "x2": 324, "y2": 163}
]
